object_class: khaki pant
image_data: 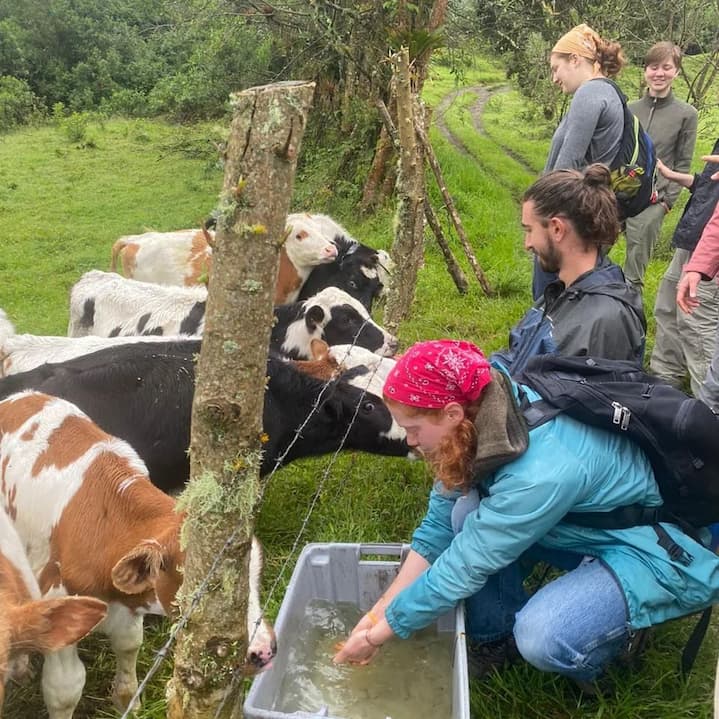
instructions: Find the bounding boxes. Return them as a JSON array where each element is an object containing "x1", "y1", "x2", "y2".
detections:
[
  {"x1": 623, "y1": 203, "x2": 667, "y2": 288},
  {"x1": 698, "y1": 328, "x2": 719, "y2": 411},
  {"x1": 650, "y1": 248, "x2": 719, "y2": 397}
]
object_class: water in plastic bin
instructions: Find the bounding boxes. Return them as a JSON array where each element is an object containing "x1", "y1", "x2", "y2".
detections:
[{"x1": 273, "y1": 600, "x2": 453, "y2": 719}]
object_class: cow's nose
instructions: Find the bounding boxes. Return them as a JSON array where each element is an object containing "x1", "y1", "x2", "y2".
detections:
[{"x1": 248, "y1": 644, "x2": 276, "y2": 668}]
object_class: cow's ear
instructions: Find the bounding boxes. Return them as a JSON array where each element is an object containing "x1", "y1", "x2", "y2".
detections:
[
  {"x1": 10, "y1": 596, "x2": 107, "y2": 652},
  {"x1": 111, "y1": 541, "x2": 164, "y2": 594},
  {"x1": 305, "y1": 305, "x2": 326, "y2": 331},
  {"x1": 310, "y1": 338, "x2": 330, "y2": 360}
]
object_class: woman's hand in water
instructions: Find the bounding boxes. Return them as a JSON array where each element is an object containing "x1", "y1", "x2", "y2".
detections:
[{"x1": 332, "y1": 629, "x2": 381, "y2": 665}]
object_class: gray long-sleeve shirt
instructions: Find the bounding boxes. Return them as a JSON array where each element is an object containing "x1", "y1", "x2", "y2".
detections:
[
  {"x1": 628, "y1": 91, "x2": 698, "y2": 208},
  {"x1": 544, "y1": 79, "x2": 624, "y2": 172}
]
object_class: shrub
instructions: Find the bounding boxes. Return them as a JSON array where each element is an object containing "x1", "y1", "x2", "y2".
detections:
[
  {"x1": 61, "y1": 111, "x2": 91, "y2": 145},
  {"x1": 0, "y1": 75, "x2": 41, "y2": 131},
  {"x1": 100, "y1": 88, "x2": 150, "y2": 117}
]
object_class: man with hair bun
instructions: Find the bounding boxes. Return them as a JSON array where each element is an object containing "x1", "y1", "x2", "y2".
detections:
[
  {"x1": 623, "y1": 41, "x2": 698, "y2": 288},
  {"x1": 493, "y1": 163, "x2": 646, "y2": 376}
]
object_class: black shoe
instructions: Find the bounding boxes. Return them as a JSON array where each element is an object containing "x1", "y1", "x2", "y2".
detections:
[
  {"x1": 619, "y1": 627, "x2": 652, "y2": 669},
  {"x1": 572, "y1": 677, "x2": 608, "y2": 698},
  {"x1": 572, "y1": 629, "x2": 652, "y2": 698},
  {"x1": 467, "y1": 636, "x2": 520, "y2": 679}
]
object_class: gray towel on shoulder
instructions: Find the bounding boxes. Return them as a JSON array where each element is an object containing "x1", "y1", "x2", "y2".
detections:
[{"x1": 472, "y1": 368, "x2": 529, "y2": 481}]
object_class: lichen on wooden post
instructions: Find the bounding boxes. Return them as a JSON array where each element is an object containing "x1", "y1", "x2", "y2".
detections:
[
  {"x1": 383, "y1": 47, "x2": 427, "y2": 335},
  {"x1": 166, "y1": 80, "x2": 314, "y2": 719}
]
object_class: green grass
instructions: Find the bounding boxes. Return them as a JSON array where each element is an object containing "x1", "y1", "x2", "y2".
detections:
[
  {"x1": 2, "y1": 54, "x2": 719, "y2": 719},
  {"x1": 0, "y1": 118, "x2": 225, "y2": 334}
]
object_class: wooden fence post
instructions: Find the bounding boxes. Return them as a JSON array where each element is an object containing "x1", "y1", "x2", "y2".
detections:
[
  {"x1": 166, "y1": 80, "x2": 314, "y2": 719},
  {"x1": 383, "y1": 48, "x2": 427, "y2": 335}
]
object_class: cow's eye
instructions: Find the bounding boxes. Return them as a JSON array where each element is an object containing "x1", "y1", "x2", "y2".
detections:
[
  {"x1": 362, "y1": 401, "x2": 375, "y2": 412},
  {"x1": 348, "y1": 280, "x2": 357, "y2": 289}
]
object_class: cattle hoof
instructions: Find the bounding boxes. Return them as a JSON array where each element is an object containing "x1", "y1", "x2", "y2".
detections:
[{"x1": 112, "y1": 682, "x2": 141, "y2": 713}]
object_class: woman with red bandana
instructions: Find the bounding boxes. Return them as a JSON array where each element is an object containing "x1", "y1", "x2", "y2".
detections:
[{"x1": 333, "y1": 340, "x2": 719, "y2": 692}]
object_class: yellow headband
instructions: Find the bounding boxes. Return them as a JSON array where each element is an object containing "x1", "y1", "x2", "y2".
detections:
[{"x1": 552, "y1": 23, "x2": 600, "y2": 61}]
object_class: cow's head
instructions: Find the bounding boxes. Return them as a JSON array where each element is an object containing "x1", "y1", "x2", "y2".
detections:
[
  {"x1": 285, "y1": 217, "x2": 339, "y2": 267},
  {"x1": 302, "y1": 288, "x2": 398, "y2": 356}
]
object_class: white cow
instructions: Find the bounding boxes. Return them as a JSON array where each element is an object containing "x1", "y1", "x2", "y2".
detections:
[{"x1": 0, "y1": 310, "x2": 179, "y2": 376}]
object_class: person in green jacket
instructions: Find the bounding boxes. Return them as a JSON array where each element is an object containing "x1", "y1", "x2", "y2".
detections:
[{"x1": 623, "y1": 42, "x2": 698, "y2": 288}]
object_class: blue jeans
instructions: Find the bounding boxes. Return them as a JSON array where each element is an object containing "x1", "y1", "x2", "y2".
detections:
[
  {"x1": 514, "y1": 557, "x2": 630, "y2": 681},
  {"x1": 452, "y1": 495, "x2": 630, "y2": 681}
]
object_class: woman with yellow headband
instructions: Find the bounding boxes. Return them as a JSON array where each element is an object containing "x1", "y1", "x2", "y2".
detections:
[{"x1": 533, "y1": 23, "x2": 627, "y2": 299}]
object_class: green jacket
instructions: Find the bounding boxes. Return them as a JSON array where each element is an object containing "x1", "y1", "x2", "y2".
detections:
[{"x1": 628, "y1": 91, "x2": 698, "y2": 208}]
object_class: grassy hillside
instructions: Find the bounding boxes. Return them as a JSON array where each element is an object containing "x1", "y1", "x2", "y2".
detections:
[{"x1": 2, "y1": 55, "x2": 718, "y2": 718}]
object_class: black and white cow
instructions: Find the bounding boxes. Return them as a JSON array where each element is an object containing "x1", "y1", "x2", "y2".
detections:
[
  {"x1": 297, "y1": 235, "x2": 393, "y2": 312},
  {"x1": 67, "y1": 272, "x2": 397, "y2": 358},
  {"x1": 67, "y1": 270, "x2": 206, "y2": 337},
  {"x1": 271, "y1": 286, "x2": 397, "y2": 358},
  {"x1": 0, "y1": 340, "x2": 409, "y2": 494}
]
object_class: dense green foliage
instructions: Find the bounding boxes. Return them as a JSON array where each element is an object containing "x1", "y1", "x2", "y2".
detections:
[{"x1": 0, "y1": 0, "x2": 275, "y2": 119}]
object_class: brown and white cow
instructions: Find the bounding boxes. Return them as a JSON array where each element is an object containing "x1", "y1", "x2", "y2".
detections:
[
  {"x1": 0, "y1": 392, "x2": 275, "y2": 717},
  {"x1": 109, "y1": 215, "x2": 338, "y2": 304},
  {"x1": 111, "y1": 228, "x2": 213, "y2": 287},
  {"x1": 0, "y1": 506, "x2": 107, "y2": 716}
]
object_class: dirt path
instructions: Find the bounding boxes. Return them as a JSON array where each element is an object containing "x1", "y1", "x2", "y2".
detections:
[{"x1": 434, "y1": 84, "x2": 536, "y2": 175}]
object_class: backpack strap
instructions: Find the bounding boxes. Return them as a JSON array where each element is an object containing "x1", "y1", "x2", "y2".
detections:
[
  {"x1": 518, "y1": 394, "x2": 561, "y2": 429},
  {"x1": 563, "y1": 504, "x2": 664, "y2": 530},
  {"x1": 681, "y1": 607, "x2": 713, "y2": 678}
]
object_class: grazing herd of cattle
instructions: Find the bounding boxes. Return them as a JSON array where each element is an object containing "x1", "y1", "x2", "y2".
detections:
[{"x1": 0, "y1": 213, "x2": 405, "y2": 716}]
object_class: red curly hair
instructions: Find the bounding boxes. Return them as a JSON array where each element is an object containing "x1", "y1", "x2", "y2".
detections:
[{"x1": 384, "y1": 397, "x2": 481, "y2": 492}]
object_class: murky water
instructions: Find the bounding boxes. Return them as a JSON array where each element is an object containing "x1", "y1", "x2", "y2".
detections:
[{"x1": 273, "y1": 600, "x2": 454, "y2": 719}]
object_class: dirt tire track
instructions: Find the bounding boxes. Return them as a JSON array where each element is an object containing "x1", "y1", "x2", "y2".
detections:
[{"x1": 434, "y1": 85, "x2": 536, "y2": 176}]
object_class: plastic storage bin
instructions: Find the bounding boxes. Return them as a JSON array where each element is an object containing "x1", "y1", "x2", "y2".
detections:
[{"x1": 243, "y1": 542, "x2": 470, "y2": 719}]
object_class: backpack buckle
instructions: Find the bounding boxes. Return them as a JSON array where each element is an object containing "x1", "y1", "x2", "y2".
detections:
[{"x1": 655, "y1": 524, "x2": 694, "y2": 566}]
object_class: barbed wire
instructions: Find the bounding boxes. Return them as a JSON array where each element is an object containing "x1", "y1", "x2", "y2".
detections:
[
  {"x1": 212, "y1": 346, "x2": 384, "y2": 718},
  {"x1": 119, "y1": 319, "x2": 395, "y2": 718}
]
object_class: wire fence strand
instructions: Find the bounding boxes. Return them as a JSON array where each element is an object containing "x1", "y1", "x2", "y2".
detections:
[{"x1": 120, "y1": 321, "x2": 393, "y2": 718}]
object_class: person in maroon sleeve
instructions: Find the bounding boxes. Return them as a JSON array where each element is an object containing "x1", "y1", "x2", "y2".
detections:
[
  {"x1": 650, "y1": 147, "x2": 719, "y2": 396},
  {"x1": 675, "y1": 168, "x2": 719, "y2": 411}
]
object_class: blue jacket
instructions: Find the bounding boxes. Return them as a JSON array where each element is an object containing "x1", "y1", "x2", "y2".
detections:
[
  {"x1": 492, "y1": 256, "x2": 646, "y2": 376},
  {"x1": 385, "y1": 376, "x2": 719, "y2": 639}
]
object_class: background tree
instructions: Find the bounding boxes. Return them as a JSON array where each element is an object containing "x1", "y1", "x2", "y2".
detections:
[{"x1": 475, "y1": 0, "x2": 719, "y2": 119}]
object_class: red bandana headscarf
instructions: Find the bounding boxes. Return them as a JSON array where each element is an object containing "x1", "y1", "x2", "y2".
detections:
[{"x1": 383, "y1": 340, "x2": 492, "y2": 409}]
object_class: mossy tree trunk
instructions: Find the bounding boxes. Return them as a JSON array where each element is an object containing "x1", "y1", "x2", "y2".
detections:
[
  {"x1": 383, "y1": 48, "x2": 426, "y2": 335},
  {"x1": 166, "y1": 80, "x2": 315, "y2": 719},
  {"x1": 359, "y1": 0, "x2": 448, "y2": 212}
]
